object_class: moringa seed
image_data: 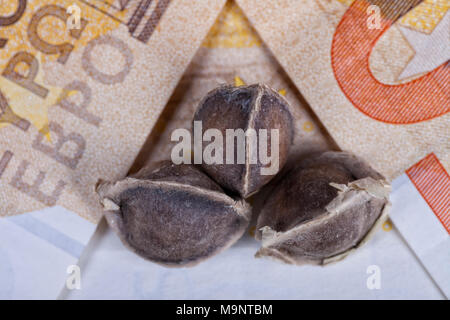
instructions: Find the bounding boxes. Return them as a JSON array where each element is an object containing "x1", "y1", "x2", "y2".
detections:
[
  {"x1": 255, "y1": 151, "x2": 390, "y2": 265},
  {"x1": 96, "y1": 161, "x2": 251, "y2": 267},
  {"x1": 193, "y1": 83, "x2": 294, "y2": 198}
]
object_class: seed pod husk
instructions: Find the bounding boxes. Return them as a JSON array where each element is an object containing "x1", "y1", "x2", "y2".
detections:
[
  {"x1": 193, "y1": 84, "x2": 294, "y2": 198},
  {"x1": 255, "y1": 151, "x2": 390, "y2": 265},
  {"x1": 96, "y1": 161, "x2": 251, "y2": 267}
]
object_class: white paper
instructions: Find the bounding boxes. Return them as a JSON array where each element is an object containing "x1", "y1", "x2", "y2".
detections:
[
  {"x1": 0, "y1": 206, "x2": 96, "y2": 299},
  {"x1": 2, "y1": 180, "x2": 446, "y2": 299},
  {"x1": 390, "y1": 174, "x2": 450, "y2": 298},
  {"x1": 60, "y1": 218, "x2": 444, "y2": 299}
]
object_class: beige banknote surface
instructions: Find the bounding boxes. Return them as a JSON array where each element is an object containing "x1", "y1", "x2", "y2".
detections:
[
  {"x1": 0, "y1": 0, "x2": 226, "y2": 222},
  {"x1": 236, "y1": 0, "x2": 449, "y2": 180}
]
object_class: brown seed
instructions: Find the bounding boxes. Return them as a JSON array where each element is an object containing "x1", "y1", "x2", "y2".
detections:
[
  {"x1": 193, "y1": 84, "x2": 294, "y2": 198},
  {"x1": 255, "y1": 151, "x2": 390, "y2": 265},
  {"x1": 96, "y1": 161, "x2": 251, "y2": 267}
]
